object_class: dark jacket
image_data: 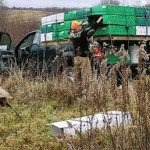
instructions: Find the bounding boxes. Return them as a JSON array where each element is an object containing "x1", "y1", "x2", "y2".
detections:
[{"x1": 69, "y1": 23, "x2": 101, "y2": 57}]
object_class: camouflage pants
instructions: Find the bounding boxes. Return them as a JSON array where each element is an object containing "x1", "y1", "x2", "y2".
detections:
[{"x1": 74, "y1": 56, "x2": 91, "y2": 90}]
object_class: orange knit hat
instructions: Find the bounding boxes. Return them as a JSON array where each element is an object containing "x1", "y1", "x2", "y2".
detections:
[{"x1": 71, "y1": 21, "x2": 82, "y2": 30}]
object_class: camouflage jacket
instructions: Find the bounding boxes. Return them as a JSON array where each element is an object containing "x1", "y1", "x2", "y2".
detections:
[{"x1": 69, "y1": 22, "x2": 101, "y2": 57}]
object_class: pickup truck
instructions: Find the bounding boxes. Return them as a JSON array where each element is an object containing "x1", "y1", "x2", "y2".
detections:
[
  {"x1": 14, "y1": 30, "x2": 73, "y2": 73},
  {"x1": 0, "y1": 30, "x2": 74, "y2": 74}
]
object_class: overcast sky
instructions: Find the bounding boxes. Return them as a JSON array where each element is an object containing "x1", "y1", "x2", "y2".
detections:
[{"x1": 5, "y1": 0, "x2": 149, "y2": 8}]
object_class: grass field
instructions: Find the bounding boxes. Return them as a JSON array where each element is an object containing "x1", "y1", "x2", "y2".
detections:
[
  {"x1": 3, "y1": 9, "x2": 55, "y2": 44},
  {"x1": 0, "y1": 65, "x2": 150, "y2": 149},
  {"x1": 6, "y1": 9, "x2": 54, "y2": 23},
  {"x1": 0, "y1": 8, "x2": 150, "y2": 149}
]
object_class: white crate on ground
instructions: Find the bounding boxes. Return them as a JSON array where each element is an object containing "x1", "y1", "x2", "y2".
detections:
[
  {"x1": 49, "y1": 120, "x2": 80, "y2": 136},
  {"x1": 47, "y1": 111, "x2": 132, "y2": 136}
]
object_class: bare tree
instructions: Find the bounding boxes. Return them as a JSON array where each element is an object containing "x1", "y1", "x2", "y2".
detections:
[{"x1": 99, "y1": 0, "x2": 120, "y2": 5}]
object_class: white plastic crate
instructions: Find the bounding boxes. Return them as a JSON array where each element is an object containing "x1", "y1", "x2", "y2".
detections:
[
  {"x1": 49, "y1": 120, "x2": 80, "y2": 136},
  {"x1": 41, "y1": 33, "x2": 52, "y2": 42},
  {"x1": 41, "y1": 16, "x2": 47, "y2": 25},
  {"x1": 41, "y1": 13, "x2": 64, "y2": 25},
  {"x1": 56, "y1": 13, "x2": 64, "y2": 22},
  {"x1": 148, "y1": 26, "x2": 150, "y2": 35},
  {"x1": 46, "y1": 15, "x2": 57, "y2": 24},
  {"x1": 47, "y1": 111, "x2": 132, "y2": 136},
  {"x1": 41, "y1": 34, "x2": 46, "y2": 42},
  {"x1": 135, "y1": 26, "x2": 150, "y2": 35},
  {"x1": 136, "y1": 26, "x2": 146, "y2": 35}
]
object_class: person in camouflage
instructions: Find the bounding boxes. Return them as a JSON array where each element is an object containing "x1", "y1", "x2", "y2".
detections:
[{"x1": 69, "y1": 16, "x2": 103, "y2": 95}]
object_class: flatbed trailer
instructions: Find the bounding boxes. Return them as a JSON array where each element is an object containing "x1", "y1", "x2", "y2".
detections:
[
  {"x1": 40, "y1": 34, "x2": 150, "y2": 77},
  {"x1": 1, "y1": 30, "x2": 147, "y2": 77},
  {"x1": 40, "y1": 35, "x2": 150, "y2": 46}
]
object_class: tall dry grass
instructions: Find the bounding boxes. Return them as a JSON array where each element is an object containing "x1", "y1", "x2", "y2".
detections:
[
  {"x1": 0, "y1": 8, "x2": 150, "y2": 148},
  {"x1": 0, "y1": 60, "x2": 149, "y2": 149}
]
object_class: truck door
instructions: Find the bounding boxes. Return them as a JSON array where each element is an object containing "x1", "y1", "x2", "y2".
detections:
[
  {"x1": 15, "y1": 31, "x2": 41, "y2": 65},
  {"x1": 0, "y1": 32, "x2": 12, "y2": 50},
  {"x1": 15, "y1": 30, "x2": 57, "y2": 73},
  {"x1": 0, "y1": 32, "x2": 14, "y2": 73}
]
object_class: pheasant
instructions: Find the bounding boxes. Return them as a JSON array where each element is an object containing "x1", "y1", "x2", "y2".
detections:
[{"x1": 0, "y1": 86, "x2": 22, "y2": 121}]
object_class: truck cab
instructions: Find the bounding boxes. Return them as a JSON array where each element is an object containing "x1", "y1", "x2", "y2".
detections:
[
  {"x1": 0, "y1": 32, "x2": 14, "y2": 73},
  {"x1": 14, "y1": 30, "x2": 73, "y2": 74}
]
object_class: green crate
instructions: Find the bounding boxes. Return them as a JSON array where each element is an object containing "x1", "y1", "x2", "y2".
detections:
[
  {"x1": 40, "y1": 25, "x2": 46, "y2": 34},
  {"x1": 40, "y1": 24, "x2": 53, "y2": 33},
  {"x1": 91, "y1": 5, "x2": 122, "y2": 15},
  {"x1": 124, "y1": 6, "x2": 135, "y2": 16},
  {"x1": 64, "y1": 11, "x2": 76, "y2": 21},
  {"x1": 58, "y1": 30, "x2": 69, "y2": 40},
  {"x1": 90, "y1": 5, "x2": 135, "y2": 16},
  {"x1": 52, "y1": 31, "x2": 69, "y2": 40},
  {"x1": 136, "y1": 17, "x2": 150, "y2": 26},
  {"x1": 64, "y1": 21, "x2": 72, "y2": 30},
  {"x1": 102, "y1": 15, "x2": 135, "y2": 25},
  {"x1": 52, "y1": 19, "x2": 88, "y2": 32},
  {"x1": 107, "y1": 54, "x2": 120, "y2": 65},
  {"x1": 52, "y1": 21, "x2": 72, "y2": 31},
  {"x1": 107, "y1": 54, "x2": 131, "y2": 65},
  {"x1": 135, "y1": 7, "x2": 150, "y2": 17},
  {"x1": 88, "y1": 15, "x2": 135, "y2": 26},
  {"x1": 94, "y1": 25, "x2": 136, "y2": 36},
  {"x1": 76, "y1": 8, "x2": 91, "y2": 19},
  {"x1": 52, "y1": 23, "x2": 64, "y2": 32},
  {"x1": 91, "y1": 5, "x2": 125, "y2": 15},
  {"x1": 52, "y1": 32, "x2": 58, "y2": 41},
  {"x1": 135, "y1": 7, "x2": 145, "y2": 16},
  {"x1": 126, "y1": 16, "x2": 136, "y2": 25},
  {"x1": 64, "y1": 8, "x2": 91, "y2": 21},
  {"x1": 103, "y1": 15, "x2": 125, "y2": 25}
]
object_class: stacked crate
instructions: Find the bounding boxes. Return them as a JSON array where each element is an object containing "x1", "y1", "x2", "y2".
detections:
[
  {"x1": 135, "y1": 7, "x2": 150, "y2": 35},
  {"x1": 40, "y1": 9, "x2": 90, "y2": 42},
  {"x1": 89, "y1": 5, "x2": 136, "y2": 36},
  {"x1": 40, "y1": 5, "x2": 150, "y2": 43},
  {"x1": 40, "y1": 13, "x2": 65, "y2": 42}
]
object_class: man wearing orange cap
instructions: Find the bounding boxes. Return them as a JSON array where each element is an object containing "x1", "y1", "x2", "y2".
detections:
[{"x1": 69, "y1": 16, "x2": 103, "y2": 96}]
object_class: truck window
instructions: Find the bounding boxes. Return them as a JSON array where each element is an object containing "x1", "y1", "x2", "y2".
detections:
[
  {"x1": 20, "y1": 34, "x2": 35, "y2": 49},
  {"x1": 0, "y1": 32, "x2": 11, "y2": 50},
  {"x1": 32, "y1": 31, "x2": 41, "y2": 45}
]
